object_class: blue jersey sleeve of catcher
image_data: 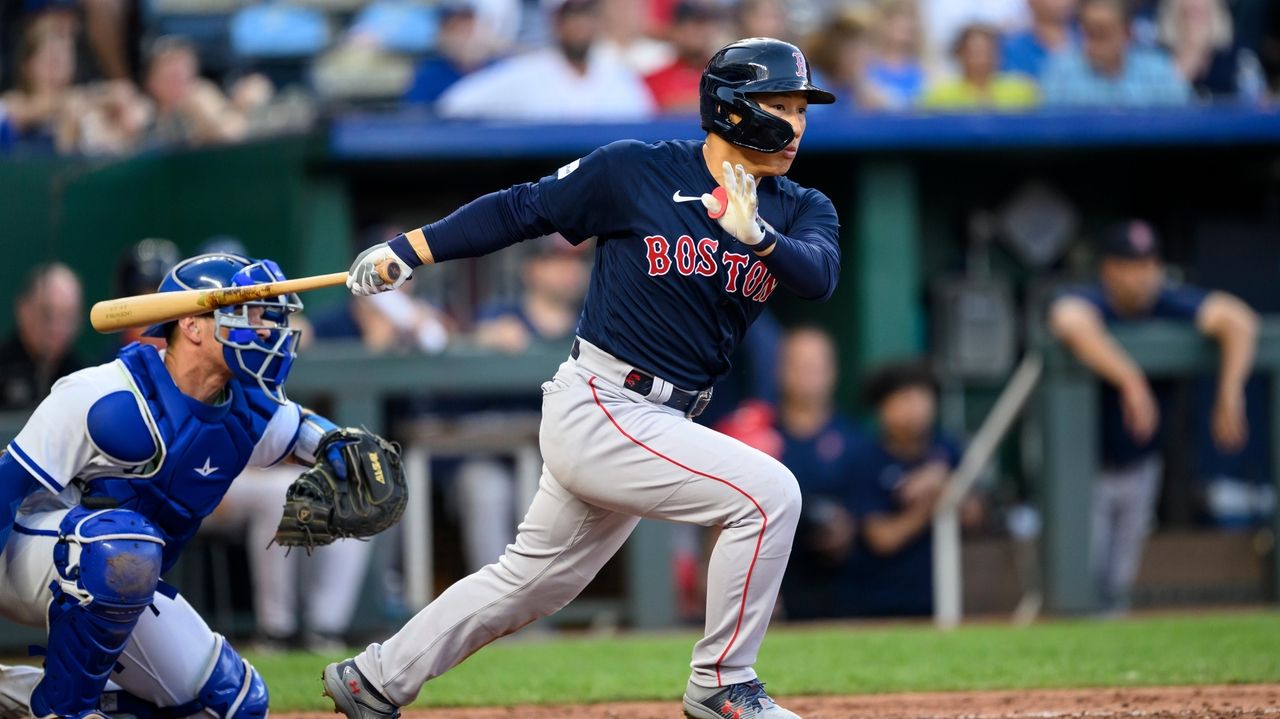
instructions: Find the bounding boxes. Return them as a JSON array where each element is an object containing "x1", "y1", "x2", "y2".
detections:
[
  {"x1": 390, "y1": 141, "x2": 637, "y2": 265},
  {"x1": 0, "y1": 451, "x2": 40, "y2": 551}
]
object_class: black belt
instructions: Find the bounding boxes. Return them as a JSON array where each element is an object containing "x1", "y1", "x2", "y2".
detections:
[{"x1": 572, "y1": 338, "x2": 713, "y2": 419}]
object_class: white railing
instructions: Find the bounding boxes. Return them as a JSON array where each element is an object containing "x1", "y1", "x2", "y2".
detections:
[{"x1": 932, "y1": 352, "x2": 1043, "y2": 629}]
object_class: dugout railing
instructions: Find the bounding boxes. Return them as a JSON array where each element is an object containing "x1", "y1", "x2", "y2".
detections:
[{"x1": 935, "y1": 318, "x2": 1280, "y2": 626}]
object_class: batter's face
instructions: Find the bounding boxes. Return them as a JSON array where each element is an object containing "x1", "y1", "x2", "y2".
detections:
[{"x1": 740, "y1": 92, "x2": 809, "y2": 176}]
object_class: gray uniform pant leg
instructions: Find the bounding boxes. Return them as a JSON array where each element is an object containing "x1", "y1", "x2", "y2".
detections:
[
  {"x1": 1091, "y1": 456, "x2": 1162, "y2": 610},
  {"x1": 355, "y1": 360, "x2": 801, "y2": 704}
]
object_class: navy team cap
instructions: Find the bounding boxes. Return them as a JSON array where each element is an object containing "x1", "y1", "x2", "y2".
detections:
[{"x1": 1101, "y1": 219, "x2": 1161, "y2": 260}]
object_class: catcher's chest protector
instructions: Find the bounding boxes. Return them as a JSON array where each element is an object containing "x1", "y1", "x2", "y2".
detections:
[{"x1": 80, "y1": 344, "x2": 276, "y2": 569}]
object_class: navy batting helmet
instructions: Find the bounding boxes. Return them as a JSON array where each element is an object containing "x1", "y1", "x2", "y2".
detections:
[{"x1": 700, "y1": 37, "x2": 835, "y2": 153}]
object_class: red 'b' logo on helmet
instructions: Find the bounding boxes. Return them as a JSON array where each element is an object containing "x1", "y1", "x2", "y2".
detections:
[{"x1": 793, "y1": 51, "x2": 807, "y2": 78}]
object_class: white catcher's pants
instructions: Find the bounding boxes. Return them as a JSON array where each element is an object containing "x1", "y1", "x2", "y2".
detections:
[
  {"x1": 355, "y1": 340, "x2": 802, "y2": 704},
  {"x1": 0, "y1": 509, "x2": 223, "y2": 712}
]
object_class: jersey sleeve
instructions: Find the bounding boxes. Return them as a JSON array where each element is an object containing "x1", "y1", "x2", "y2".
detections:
[
  {"x1": 394, "y1": 140, "x2": 643, "y2": 265},
  {"x1": 758, "y1": 187, "x2": 842, "y2": 301},
  {"x1": 247, "y1": 397, "x2": 304, "y2": 468},
  {"x1": 531, "y1": 139, "x2": 645, "y2": 244},
  {"x1": 6, "y1": 371, "x2": 103, "y2": 493}
]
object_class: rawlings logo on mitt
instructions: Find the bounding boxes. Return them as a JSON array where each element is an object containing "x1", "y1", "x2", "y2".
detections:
[{"x1": 275, "y1": 428, "x2": 407, "y2": 551}]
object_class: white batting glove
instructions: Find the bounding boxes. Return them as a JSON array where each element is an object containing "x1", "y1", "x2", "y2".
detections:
[
  {"x1": 347, "y1": 242, "x2": 413, "y2": 296},
  {"x1": 702, "y1": 161, "x2": 767, "y2": 246}
]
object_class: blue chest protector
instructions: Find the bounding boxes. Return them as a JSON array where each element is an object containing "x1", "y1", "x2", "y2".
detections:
[{"x1": 82, "y1": 344, "x2": 278, "y2": 570}]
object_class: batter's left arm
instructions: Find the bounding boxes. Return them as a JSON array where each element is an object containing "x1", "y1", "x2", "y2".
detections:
[
  {"x1": 702, "y1": 163, "x2": 840, "y2": 302},
  {"x1": 752, "y1": 193, "x2": 841, "y2": 301}
]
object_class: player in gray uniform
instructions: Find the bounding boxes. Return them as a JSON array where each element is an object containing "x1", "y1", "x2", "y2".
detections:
[{"x1": 325, "y1": 38, "x2": 840, "y2": 719}]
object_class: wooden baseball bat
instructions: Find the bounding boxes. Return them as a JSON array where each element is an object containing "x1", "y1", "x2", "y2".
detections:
[{"x1": 89, "y1": 262, "x2": 402, "y2": 334}]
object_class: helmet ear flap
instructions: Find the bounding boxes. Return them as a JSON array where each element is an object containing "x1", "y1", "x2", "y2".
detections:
[{"x1": 709, "y1": 87, "x2": 796, "y2": 153}]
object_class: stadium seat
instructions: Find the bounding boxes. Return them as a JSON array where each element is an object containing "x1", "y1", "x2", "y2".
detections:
[
  {"x1": 348, "y1": 0, "x2": 437, "y2": 55},
  {"x1": 230, "y1": 2, "x2": 331, "y2": 58},
  {"x1": 230, "y1": 2, "x2": 331, "y2": 88}
]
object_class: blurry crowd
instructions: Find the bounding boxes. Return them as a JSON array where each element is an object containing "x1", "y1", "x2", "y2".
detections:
[{"x1": 2, "y1": 0, "x2": 1278, "y2": 155}]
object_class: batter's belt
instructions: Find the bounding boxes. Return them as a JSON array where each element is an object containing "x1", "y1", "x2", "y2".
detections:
[{"x1": 570, "y1": 337, "x2": 713, "y2": 419}]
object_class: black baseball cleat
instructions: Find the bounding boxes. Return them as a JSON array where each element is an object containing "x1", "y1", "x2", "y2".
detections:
[
  {"x1": 682, "y1": 679, "x2": 801, "y2": 719},
  {"x1": 322, "y1": 660, "x2": 401, "y2": 719}
]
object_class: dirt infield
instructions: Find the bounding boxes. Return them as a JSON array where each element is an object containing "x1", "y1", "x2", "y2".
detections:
[{"x1": 288, "y1": 684, "x2": 1280, "y2": 719}]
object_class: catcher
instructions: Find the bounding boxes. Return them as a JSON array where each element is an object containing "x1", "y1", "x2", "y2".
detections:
[{"x1": 0, "y1": 252, "x2": 405, "y2": 719}]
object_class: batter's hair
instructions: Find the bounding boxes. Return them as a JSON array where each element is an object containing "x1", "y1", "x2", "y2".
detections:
[{"x1": 860, "y1": 359, "x2": 939, "y2": 409}]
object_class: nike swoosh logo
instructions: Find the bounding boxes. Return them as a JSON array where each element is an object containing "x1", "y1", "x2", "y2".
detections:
[{"x1": 672, "y1": 191, "x2": 703, "y2": 203}]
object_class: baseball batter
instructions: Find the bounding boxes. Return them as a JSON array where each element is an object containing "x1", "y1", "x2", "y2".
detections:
[
  {"x1": 0, "y1": 254, "x2": 395, "y2": 719},
  {"x1": 326, "y1": 38, "x2": 840, "y2": 719}
]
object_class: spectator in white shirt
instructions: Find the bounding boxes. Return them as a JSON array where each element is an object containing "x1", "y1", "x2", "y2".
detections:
[
  {"x1": 596, "y1": 0, "x2": 673, "y2": 76},
  {"x1": 438, "y1": 0, "x2": 655, "y2": 122}
]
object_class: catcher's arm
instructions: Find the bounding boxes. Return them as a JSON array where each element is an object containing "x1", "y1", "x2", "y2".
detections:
[
  {"x1": 274, "y1": 415, "x2": 407, "y2": 551},
  {"x1": 292, "y1": 409, "x2": 347, "y2": 474}
]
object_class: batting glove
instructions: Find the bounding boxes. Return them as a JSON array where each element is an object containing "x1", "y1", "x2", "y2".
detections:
[
  {"x1": 347, "y1": 242, "x2": 413, "y2": 296},
  {"x1": 702, "y1": 161, "x2": 769, "y2": 247}
]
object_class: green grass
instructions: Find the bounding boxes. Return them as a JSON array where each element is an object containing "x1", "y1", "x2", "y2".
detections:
[{"x1": 252, "y1": 611, "x2": 1280, "y2": 710}]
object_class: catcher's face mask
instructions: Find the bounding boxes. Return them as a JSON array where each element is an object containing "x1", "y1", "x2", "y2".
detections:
[{"x1": 215, "y1": 259, "x2": 303, "y2": 404}]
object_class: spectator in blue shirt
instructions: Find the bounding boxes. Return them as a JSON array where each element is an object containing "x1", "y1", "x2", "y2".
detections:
[
  {"x1": 846, "y1": 361, "x2": 979, "y2": 617},
  {"x1": 866, "y1": 0, "x2": 927, "y2": 109},
  {"x1": 1048, "y1": 220, "x2": 1258, "y2": 612},
  {"x1": 1000, "y1": 0, "x2": 1079, "y2": 78},
  {"x1": 404, "y1": 2, "x2": 496, "y2": 106},
  {"x1": 771, "y1": 327, "x2": 866, "y2": 620},
  {"x1": 1042, "y1": 0, "x2": 1191, "y2": 107}
]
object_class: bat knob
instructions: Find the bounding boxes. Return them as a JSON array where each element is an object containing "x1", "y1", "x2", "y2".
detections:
[{"x1": 375, "y1": 260, "x2": 402, "y2": 285}]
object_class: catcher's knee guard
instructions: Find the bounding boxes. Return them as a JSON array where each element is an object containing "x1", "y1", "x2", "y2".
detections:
[
  {"x1": 31, "y1": 507, "x2": 165, "y2": 719},
  {"x1": 164, "y1": 635, "x2": 268, "y2": 719}
]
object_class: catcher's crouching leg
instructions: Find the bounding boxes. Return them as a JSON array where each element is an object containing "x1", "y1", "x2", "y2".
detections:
[
  {"x1": 30, "y1": 507, "x2": 164, "y2": 719},
  {"x1": 161, "y1": 635, "x2": 269, "y2": 719}
]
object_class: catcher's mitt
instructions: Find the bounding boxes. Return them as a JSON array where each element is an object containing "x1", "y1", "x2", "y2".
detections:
[{"x1": 275, "y1": 428, "x2": 407, "y2": 551}]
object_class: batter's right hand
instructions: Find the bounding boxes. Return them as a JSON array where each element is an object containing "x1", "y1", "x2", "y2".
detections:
[{"x1": 348, "y1": 242, "x2": 413, "y2": 296}]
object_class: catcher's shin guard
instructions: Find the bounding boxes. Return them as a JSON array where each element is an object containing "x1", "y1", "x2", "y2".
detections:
[{"x1": 30, "y1": 507, "x2": 164, "y2": 719}]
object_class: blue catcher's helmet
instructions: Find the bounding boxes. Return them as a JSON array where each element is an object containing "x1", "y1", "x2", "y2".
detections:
[{"x1": 142, "y1": 253, "x2": 303, "y2": 404}]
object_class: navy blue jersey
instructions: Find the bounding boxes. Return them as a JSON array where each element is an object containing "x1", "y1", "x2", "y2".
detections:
[
  {"x1": 408, "y1": 139, "x2": 841, "y2": 390},
  {"x1": 1057, "y1": 283, "x2": 1208, "y2": 466},
  {"x1": 846, "y1": 433, "x2": 961, "y2": 617},
  {"x1": 543, "y1": 140, "x2": 839, "y2": 389},
  {"x1": 777, "y1": 413, "x2": 866, "y2": 620}
]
